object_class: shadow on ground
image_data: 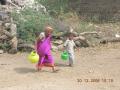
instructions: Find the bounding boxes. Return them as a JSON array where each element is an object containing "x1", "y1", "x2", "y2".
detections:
[
  {"x1": 14, "y1": 67, "x2": 60, "y2": 74},
  {"x1": 55, "y1": 63, "x2": 68, "y2": 67},
  {"x1": 14, "y1": 67, "x2": 36, "y2": 74}
]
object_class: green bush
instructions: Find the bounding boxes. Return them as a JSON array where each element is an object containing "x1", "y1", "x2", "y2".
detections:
[
  {"x1": 0, "y1": 41, "x2": 11, "y2": 51},
  {"x1": 12, "y1": 7, "x2": 54, "y2": 43},
  {"x1": 37, "y1": 0, "x2": 69, "y2": 17}
]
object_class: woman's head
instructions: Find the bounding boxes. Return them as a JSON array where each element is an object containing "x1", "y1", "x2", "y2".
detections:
[{"x1": 44, "y1": 26, "x2": 53, "y2": 37}]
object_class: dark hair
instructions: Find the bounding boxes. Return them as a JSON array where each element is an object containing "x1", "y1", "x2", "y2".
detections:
[
  {"x1": 67, "y1": 32, "x2": 74, "y2": 37},
  {"x1": 35, "y1": 32, "x2": 40, "y2": 37}
]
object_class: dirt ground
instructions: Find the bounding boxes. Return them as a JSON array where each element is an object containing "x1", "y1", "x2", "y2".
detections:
[{"x1": 0, "y1": 43, "x2": 120, "y2": 90}]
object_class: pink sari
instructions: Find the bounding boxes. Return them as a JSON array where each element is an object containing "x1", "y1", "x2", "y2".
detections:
[{"x1": 37, "y1": 35, "x2": 54, "y2": 65}]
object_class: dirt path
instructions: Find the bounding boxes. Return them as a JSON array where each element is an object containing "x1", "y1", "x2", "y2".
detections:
[{"x1": 0, "y1": 43, "x2": 120, "y2": 90}]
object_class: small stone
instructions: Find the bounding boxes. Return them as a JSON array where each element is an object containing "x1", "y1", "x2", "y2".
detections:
[{"x1": 88, "y1": 70, "x2": 94, "y2": 73}]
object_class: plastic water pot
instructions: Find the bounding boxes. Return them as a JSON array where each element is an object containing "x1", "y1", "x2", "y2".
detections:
[
  {"x1": 61, "y1": 51, "x2": 69, "y2": 61},
  {"x1": 28, "y1": 51, "x2": 39, "y2": 63}
]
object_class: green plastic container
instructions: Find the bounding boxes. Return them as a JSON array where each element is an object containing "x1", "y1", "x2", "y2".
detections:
[
  {"x1": 28, "y1": 51, "x2": 39, "y2": 63},
  {"x1": 61, "y1": 51, "x2": 69, "y2": 61}
]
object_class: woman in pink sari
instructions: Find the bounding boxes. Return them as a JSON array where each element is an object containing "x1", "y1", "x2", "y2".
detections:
[{"x1": 35, "y1": 26, "x2": 57, "y2": 72}]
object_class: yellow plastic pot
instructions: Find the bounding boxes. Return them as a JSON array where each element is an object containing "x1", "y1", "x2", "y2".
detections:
[{"x1": 28, "y1": 51, "x2": 39, "y2": 63}]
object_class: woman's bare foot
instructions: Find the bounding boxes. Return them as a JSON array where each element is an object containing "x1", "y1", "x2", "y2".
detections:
[
  {"x1": 36, "y1": 64, "x2": 42, "y2": 71},
  {"x1": 52, "y1": 67, "x2": 60, "y2": 73},
  {"x1": 37, "y1": 67, "x2": 42, "y2": 71}
]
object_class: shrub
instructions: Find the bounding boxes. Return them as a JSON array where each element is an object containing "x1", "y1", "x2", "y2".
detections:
[{"x1": 12, "y1": 7, "x2": 54, "y2": 43}]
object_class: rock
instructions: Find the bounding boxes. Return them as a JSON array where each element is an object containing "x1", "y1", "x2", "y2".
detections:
[
  {"x1": 11, "y1": 36, "x2": 18, "y2": 50},
  {"x1": 75, "y1": 40, "x2": 81, "y2": 47},
  {"x1": 0, "y1": 11, "x2": 9, "y2": 21},
  {"x1": 10, "y1": 23, "x2": 17, "y2": 36},
  {"x1": 8, "y1": 48, "x2": 17, "y2": 54},
  {"x1": 80, "y1": 40, "x2": 90, "y2": 47},
  {"x1": 53, "y1": 40, "x2": 63, "y2": 45},
  {"x1": 33, "y1": 3, "x2": 47, "y2": 13},
  {"x1": 0, "y1": 21, "x2": 3, "y2": 26},
  {"x1": 0, "y1": 50, "x2": 4, "y2": 54},
  {"x1": 88, "y1": 70, "x2": 94, "y2": 73},
  {"x1": 4, "y1": 22, "x2": 10, "y2": 28},
  {"x1": 51, "y1": 45, "x2": 58, "y2": 51},
  {"x1": 68, "y1": 27, "x2": 79, "y2": 37},
  {"x1": 72, "y1": 31, "x2": 79, "y2": 37},
  {"x1": 12, "y1": 0, "x2": 47, "y2": 13},
  {"x1": 13, "y1": 0, "x2": 24, "y2": 7}
]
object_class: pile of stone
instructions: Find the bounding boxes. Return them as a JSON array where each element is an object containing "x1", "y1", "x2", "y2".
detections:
[
  {"x1": 51, "y1": 30, "x2": 93, "y2": 51},
  {"x1": 0, "y1": 0, "x2": 48, "y2": 54},
  {"x1": 0, "y1": 5, "x2": 35, "y2": 54},
  {"x1": 0, "y1": 6, "x2": 17, "y2": 53},
  {"x1": 7, "y1": 0, "x2": 47, "y2": 13}
]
